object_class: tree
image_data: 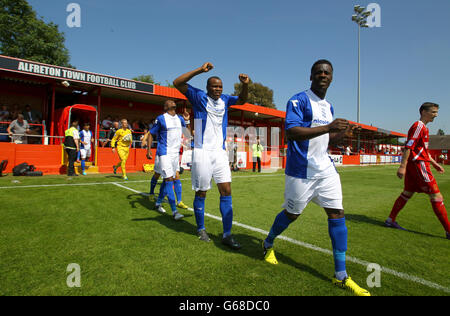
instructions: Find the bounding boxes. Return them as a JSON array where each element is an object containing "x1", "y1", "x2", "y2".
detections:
[
  {"x1": 132, "y1": 75, "x2": 175, "y2": 88},
  {"x1": 0, "y1": 0, "x2": 73, "y2": 67},
  {"x1": 233, "y1": 80, "x2": 276, "y2": 108},
  {"x1": 437, "y1": 129, "x2": 445, "y2": 136},
  {"x1": 132, "y1": 74, "x2": 158, "y2": 84}
]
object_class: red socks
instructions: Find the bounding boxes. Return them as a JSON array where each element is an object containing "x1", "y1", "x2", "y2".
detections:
[
  {"x1": 389, "y1": 193, "x2": 449, "y2": 234},
  {"x1": 389, "y1": 193, "x2": 410, "y2": 222},
  {"x1": 431, "y1": 198, "x2": 450, "y2": 233}
]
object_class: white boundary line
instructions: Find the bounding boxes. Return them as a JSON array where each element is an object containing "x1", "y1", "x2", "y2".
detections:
[{"x1": 112, "y1": 182, "x2": 450, "y2": 294}]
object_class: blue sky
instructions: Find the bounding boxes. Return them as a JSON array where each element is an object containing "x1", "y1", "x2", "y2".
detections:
[{"x1": 27, "y1": 0, "x2": 449, "y2": 135}]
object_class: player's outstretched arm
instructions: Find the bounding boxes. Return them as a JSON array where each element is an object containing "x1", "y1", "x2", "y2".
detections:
[
  {"x1": 146, "y1": 133, "x2": 153, "y2": 159},
  {"x1": 288, "y1": 118, "x2": 349, "y2": 142},
  {"x1": 235, "y1": 74, "x2": 250, "y2": 105},
  {"x1": 173, "y1": 62, "x2": 214, "y2": 95},
  {"x1": 182, "y1": 109, "x2": 192, "y2": 137},
  {"x1": 141, "y1": 131, "x2": 149, "y2": 148}
]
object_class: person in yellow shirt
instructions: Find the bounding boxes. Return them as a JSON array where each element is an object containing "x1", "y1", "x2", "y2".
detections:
[
  {"x1": 111, "y1": 119, "x2": 133, "y2": 180},
  {"x1": 252, "y1": 136, "x2": 264, "y2": 172}
]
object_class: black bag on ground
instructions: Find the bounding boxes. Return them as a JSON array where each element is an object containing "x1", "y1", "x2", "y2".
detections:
[
  {"x1": 12, "y1": 163, "x2": 41, "y2": 176},
  {"x1": 13, "y1": 163, "x2": 30, "y2": 176}
]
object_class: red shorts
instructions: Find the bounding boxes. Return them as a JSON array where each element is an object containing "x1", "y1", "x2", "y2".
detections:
[{"x1": 404, "y1": 161, "x2": 440, "y2": 194}]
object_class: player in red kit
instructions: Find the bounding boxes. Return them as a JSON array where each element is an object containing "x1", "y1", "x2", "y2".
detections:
[{"x1": 385, "y1": 102, "x2": 450, "y2": 239}]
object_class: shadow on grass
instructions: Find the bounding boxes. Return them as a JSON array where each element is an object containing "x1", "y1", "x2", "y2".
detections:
[
  {"x1": 209, "y1": 232, "x2": 331, "y2": 283},
  {"x1": 105, "y1": 175, "x2": 124, "y2": 179},
  {"x1": 345, "y1": 214, "x2": 442, "y2": 239},
  {"x1": 345, "y1": 214, "x2": 386, "y2": 227},
  {"x1": 128, "y1": 192, "x2": 197, "y2": 237},
  {"x1": 127, "y1": 192, "x2": 330, "y2": 283}
]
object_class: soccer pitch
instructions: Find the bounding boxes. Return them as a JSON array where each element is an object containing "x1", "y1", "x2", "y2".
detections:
[{"x1": 0, "y1": 165, "x2": 449, "y2": 296}]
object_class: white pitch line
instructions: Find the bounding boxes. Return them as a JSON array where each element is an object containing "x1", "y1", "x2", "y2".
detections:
[
  {"x1": 0, "y1": 180, "x2": 148, "y2": 189},
  {"x1": 113, "y1": 182, "x2": 450, "y2": 294}
]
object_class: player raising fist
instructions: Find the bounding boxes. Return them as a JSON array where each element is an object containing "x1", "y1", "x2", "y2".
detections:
[{"x1": 173, "y1": 62, "x2": 249, "y2": 250}]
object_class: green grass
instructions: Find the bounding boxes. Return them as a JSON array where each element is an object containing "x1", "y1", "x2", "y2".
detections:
[{"x1": 0, "y1": 165, "x2": 449, "y2": 296}]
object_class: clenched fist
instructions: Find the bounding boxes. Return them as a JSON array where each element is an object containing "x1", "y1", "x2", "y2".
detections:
[
  {"x1": 239, "y1": 74, "x2": 250, "y2": 84},
  {"x1": 201, "y1": 62, "x2": 214, "y2": 73}
]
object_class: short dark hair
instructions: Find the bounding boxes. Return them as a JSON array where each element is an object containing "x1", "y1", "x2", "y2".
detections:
[
  {"x1": 311, "y1": 59, "x2": 333, "y2": 74},
  {"x1": 207, "y1": 76, "x2": 222, "y2": 87},
  {"x1": 419, "y1": 102, "x2": 439, "y2": 114},
  {"x1": 83, "y1": 122, "x2": 90, "y2": 126}
]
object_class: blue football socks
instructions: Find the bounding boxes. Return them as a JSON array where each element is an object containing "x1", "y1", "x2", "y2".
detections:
[
  {"x1": 220, "y1": 196, "x2": 233, "y2": 238},
  {"x1": 264, "y1": 210, "x2": 293, "y2": 248},
  {"x1": 164, "y1": 180, "x2": 178, "y2": 214},
  {"x1": 174, "y1": 179, "x2": 182, "y2": 203},
  {"x1": 149, "y1": 176, "x2": 158, "y2": 195},
  {"x1": 328, "y1": 217, "x2": 348, "y2": 280},
  {"x1": 156, "y1": 180, "x2": 166, "y2": 205},
  {"x1": 194, "y1": 196, "x2": 206, "y2": 232}
]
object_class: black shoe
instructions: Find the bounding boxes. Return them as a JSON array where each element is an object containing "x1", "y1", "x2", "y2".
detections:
[
  {"x1": 222, "y1": 235, "x2": 241, "y2": 250},
  {"x1": 197, "y1": 229, "x2": 211, "y2": 242}
]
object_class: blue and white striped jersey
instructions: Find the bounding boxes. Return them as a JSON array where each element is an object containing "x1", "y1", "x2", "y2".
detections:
[
  {"x1": 150, "y1": 112, "x2": 186, "y2": 156},
  {"x1": 185, "y1": 84, "x2": 238, "y2": 151},
  {"x1": 285, "y1": 89, "x2": 337, "y2": 179}
]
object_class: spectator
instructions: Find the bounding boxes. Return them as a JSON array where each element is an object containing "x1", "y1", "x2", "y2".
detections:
[
  {"x1": 63, "y1": 119, "x2": 80, "y2": 177},
  {"x1": 7, "y1": 114, "x2": 30, "y2": 144},
  {"x1": 252, "y1": 136, "x2": 264, "y2": 172},
  {"x1": 27, "y1": 117, "x2": 43, "y2": 144},
  {"x1": 345, "y1": 145, "x2": 352, "y2": 156},
  {"x1": 0, "y1": 106, "x2": 9, "y2": 142},
  {"x1": 22, "y1": 104, "x2": 41, "y2": 124},
  {"x1": 9, "y1": 104, "x2": 21, "y2": 121},
  {"x1": 131, "y1": 120, "x2": 141, "y2": 132},
  {"x1": 0, "y1": 105, "x2": 10, "y2": 121},
  {"x1": 101, "y1": 116, "x2": 113, "y2": 129},
  {"x1": 138, "y1": 120, "x2": 146, "y2": 131},
  {"x1": 148, "y1": 119, "x2": 156, "y2": 130},
  {"x1": 103, "y1": 121, "x2": 119, "y2": 147}
]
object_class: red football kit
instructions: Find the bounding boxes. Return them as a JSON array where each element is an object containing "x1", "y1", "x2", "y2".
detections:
[
  {"x1": 404, "y1": 121, "x2": 439, "y2": 194},
  {"x1": 389, "y1": 120, "x2": 449, "y2": 235}
]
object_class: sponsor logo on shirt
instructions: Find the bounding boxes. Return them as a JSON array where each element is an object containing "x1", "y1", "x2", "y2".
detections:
[{"x1": 312, "y1": 119, "x2": 330, "y2": 125}]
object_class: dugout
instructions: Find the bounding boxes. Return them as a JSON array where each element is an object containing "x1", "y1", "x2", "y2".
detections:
[{"x1": 55, "y1": 104, "x2": 98, "y2": 145}]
